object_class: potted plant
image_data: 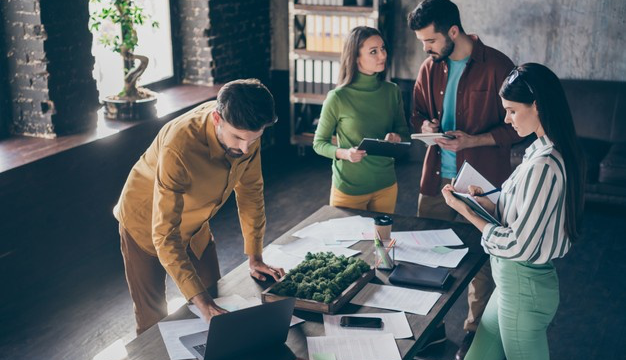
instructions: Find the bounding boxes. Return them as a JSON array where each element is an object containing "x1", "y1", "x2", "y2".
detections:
[{"x1": 89, "y1": 0, "x2": 159, "y2": 120}]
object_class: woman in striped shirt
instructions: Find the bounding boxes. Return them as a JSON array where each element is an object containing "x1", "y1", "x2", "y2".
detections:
[{"x1": 441, "y1": 63, "x2": 585, "y2": 360}]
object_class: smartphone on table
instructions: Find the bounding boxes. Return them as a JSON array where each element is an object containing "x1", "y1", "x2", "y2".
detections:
[{"x1": 339, "y1": 316, "x2": 383, "y2": 329}]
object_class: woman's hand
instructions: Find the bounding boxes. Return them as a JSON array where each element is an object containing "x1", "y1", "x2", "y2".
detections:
[
  {"x1": 336, "y1": 147, "x2": 367, "y2": 163},
  {"x1": 467, "y1": 185, "x2": 496, "y2": 214},
  {"x1": 441, "y1": 184, "x2": 472, "y2": 215},
  {"x1": 384, "y1": 132, "x2": 402, "y2": 143}
]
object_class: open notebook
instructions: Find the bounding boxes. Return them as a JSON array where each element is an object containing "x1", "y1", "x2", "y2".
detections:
[{"x1": 452, "y1": 161, "x2": 501, "y2": 225}]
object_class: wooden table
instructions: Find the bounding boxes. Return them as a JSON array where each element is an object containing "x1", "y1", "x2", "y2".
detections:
[{"x1": 125, "y1": 206, "x2": 486, "y2": 360}]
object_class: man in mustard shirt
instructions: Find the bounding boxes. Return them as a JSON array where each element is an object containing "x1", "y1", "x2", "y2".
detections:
[{"x1": 114, "y1": 79, "x2": 284, "y2": 334}]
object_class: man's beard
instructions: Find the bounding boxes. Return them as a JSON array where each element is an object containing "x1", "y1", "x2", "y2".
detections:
[
  {"x1": 216, "y1": 126, "x2": 244, "y2": 158},
  {"x1": 429, "y1": 35, "x2": 455, "y2": 63}
]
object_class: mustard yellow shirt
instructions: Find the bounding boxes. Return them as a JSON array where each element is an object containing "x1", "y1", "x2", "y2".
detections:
[{"x1": 114, "y1": 101, "x2": 265, "y2": 300}]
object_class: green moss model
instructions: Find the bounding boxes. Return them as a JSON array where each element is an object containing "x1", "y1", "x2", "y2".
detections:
[{"x1": 270, "y1": 252, "x2": 371, "y2": 304}]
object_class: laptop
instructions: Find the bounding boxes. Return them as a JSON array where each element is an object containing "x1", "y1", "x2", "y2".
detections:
[{"x1": 179, "y1": 298, "x2": 297, "y2": 360}]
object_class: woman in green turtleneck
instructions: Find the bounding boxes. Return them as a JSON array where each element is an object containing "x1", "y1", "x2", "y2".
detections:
[{"x1": 313, "y1": 26, "x2": 410, "y2": 214}]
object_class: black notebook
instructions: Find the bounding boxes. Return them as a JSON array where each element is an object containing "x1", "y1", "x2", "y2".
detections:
[{"x1": 389, "y1": 262, "x2": 451, "y2": 289}]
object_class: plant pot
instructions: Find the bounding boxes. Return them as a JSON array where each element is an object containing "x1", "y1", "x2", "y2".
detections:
[{"x1": 103, "y1": 96, "x2": 157, "y2": 121}]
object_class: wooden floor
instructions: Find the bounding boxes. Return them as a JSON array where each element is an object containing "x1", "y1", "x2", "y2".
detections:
[{"x1": 1, "y1": 146, "x2": 625, "y2": 360}]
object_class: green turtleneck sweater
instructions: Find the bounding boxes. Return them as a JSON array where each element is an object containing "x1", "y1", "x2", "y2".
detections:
[{"x1": 313, "y1": 72, "x2": 410, "y2": 196}]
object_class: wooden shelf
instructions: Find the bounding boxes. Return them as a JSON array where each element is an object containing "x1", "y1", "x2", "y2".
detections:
[
  {"x1": 293, "y1": 49, "x2": 341, "y2": 61},
  {"x1": 291, "y1": 93, "x2": 327, "y2": 105},
  {"x1": 293, "y1": 4, "x2": 377, "y2": 16}
]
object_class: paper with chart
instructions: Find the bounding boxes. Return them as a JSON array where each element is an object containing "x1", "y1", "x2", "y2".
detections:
[
  {"x1": 157, "y1": 318, "x2": 210, "y2": 360},
  {"x1": 394, "y1": 240, "x2": 468, "y2": 268},
  {"x1": 454, "y1": 161, "x2": 499, "y2": 203},
  {"x1": 350, "y1": 283, "x2": 440, "y2": 315},
  {"x1": 188, "y1": 294, "x2": 304, "y2": 327},
  {"x1": 323, "y1": 312, "x2": 413, "y2": 339},
  {"x1": 307, "y1": 333, "x2": 401, "y2": 360},
  {"x1": 391, "y1": 229, "x2": 464, "y2": 247}
]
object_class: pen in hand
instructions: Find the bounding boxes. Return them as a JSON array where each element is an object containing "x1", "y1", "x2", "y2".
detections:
[{"x1": 474, "y1": 188, "x2": 501, "y2": 197}]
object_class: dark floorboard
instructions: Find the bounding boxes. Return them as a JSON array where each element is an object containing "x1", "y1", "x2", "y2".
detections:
[{"x1": 1, "y1": 146, "x2": 625, "y2": 360}]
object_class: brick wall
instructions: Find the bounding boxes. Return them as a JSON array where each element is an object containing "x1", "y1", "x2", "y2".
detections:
[
  {"x1": 40, "y1": 0, "x2": 99, "y2": 136},
  {"x1": 178, "y1": 0, "x2": 271, "y2": 85},
  {"x1": 207, "y1": 0, "x2": 271, "y2": 84},
  {"x1": 1, "y1": 0, "x2": 98, "y2": 139},
  {"x1": 0, "y1": 4, "x2": 9, "y2": 138},
  {"x1": 179, "y1": 1, "x2": 213, "y2": 85}
]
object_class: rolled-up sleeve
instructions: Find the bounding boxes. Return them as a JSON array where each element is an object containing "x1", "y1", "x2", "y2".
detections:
[
  {"x1": 152, "y1": 147, "x2": 206, "y2": 300},
  {"x1": 234, "y1": 146, "x2": 265, "y2": 256},
  {"x1": 313, "y1": 90, "x2": 340, "y2": 159}
]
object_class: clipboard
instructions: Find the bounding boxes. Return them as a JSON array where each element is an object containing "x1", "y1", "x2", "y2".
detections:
[
  {"x1": 356, "y1": 138, "x2": 411, "y2": 158},
  {"x1": 452, "y1": 192, "x2": 502, "y2": 225}
]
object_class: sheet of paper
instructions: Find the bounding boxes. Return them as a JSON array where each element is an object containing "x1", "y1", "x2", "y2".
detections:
[
  {"x1": 307, "y1": 333, "x2": 401, "y2": 360},
  {"x1": 391, "y1": 229, "x2": 463, "y2": 247},
  {"x1": 454, "y1": 161, "x2": 499, "y2": 203},
  {"x1": 291, "y1": 216, "x2": 374, "y2": 242},
  {"x1": 278, "y1": 237, "x2": 361, "y2": 258},
  {"x1": 394, "y1": 242, "x2": 468, "y2": 268},
  {"x1": 261, "y1": 244, "x2": 303, "y2": 272},
  {"x1": 157, "y1": 318, "x2": 210, "y2": 360},
  {"x1": 323, "y1": 312, "x2": 413, "y2": 339},
  {"x1": 350, "y1": 283, "x2": 440, "y2": 315}
]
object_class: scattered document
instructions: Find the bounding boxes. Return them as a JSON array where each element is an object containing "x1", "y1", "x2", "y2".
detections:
[
  {"x1": 391, "y1": 229, "x2": 464, "y2": 247},
  {"x1": 261, "y1": 244, "x2": 303, "y2": 272},
  {"x1": 411, "y1": 133, "x2": 449, "y2": 146},
  {"x1": 157, "y1": 318, "x2": 210, "y2": 360},
  {"x1": 323, "y1": 312, "x2": 413, "y2": 339},
  {"x1": 278, "y1": 237, "x2": 361, "y2": 258},
  {"x1": 350, "y1": 283, "x2": 441, "y2": 315},
  {"x1": 291, "y1": 216, "x2": 374, "y2": 242},
  {"x1": 307, "y1": 333, "x2": 401, "y2": 360},
  {"x1": 454, "y1": 161, "x2": 499, "y2": 203}
]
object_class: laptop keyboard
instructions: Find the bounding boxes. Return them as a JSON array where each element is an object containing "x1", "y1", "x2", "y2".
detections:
[{"x1": 193, "y1": 344, "x2": 206, "y2": 356}]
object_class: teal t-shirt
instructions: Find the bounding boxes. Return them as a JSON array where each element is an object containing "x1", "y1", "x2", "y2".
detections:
[
  {"x1": 440, "y1": 56, "x2": 469, "y2": 179},
  {"x1": 313, "y1": 72, "x2": 410, "y2": 195}
]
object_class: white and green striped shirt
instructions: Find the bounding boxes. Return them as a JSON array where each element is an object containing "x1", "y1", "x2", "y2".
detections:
[{"x1": 482, "y1": 135, "x2": 570, "y2": 263}]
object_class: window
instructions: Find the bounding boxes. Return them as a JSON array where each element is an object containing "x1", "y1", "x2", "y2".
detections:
[{"x1": 90, "y1": 0, "x2": 174, "y2": 98}]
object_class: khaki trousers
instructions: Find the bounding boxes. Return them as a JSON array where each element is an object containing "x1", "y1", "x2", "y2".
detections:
[
  {"x1": 119, "y1": 224, "x2": 221, "y2": 335},
  {"x1": 330, "y1": 183, "x2": 398, "y2": 214},
  {"x1": 417, "y1": 178, "x2": 495, "y2": 332}
]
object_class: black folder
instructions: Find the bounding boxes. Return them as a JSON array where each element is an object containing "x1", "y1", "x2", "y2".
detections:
[
  {"x1": 389, "y1": 262, "x2": 451, "y2": 289},
  {"x1": 357, "y1": 138, "x2": 411, "y2": 158}
]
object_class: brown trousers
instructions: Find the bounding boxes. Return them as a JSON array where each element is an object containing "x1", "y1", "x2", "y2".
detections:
[
  {"x1": 119, "y1": 225, "x2": 221, "y2": 335},
  {"x1": 417, "y1": 179, "x2": 496, "y2": 332}
]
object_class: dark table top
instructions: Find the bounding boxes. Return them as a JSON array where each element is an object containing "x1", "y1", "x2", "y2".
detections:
[{"x1": 125, "y1": 205, "x2": 486, "y2": 360}]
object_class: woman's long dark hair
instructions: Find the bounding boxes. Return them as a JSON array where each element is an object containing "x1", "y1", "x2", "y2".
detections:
[
  {"x1": 337, "y1": 26, "x2": 387, "y2": 87},
  {"x1": 499, "y1": 63, "x2": 585, "y2": 242}
]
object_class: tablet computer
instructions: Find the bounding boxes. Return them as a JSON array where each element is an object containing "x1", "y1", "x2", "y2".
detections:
[{"x1": 356, "y1": 138, "x2": 411, "y2": 158}]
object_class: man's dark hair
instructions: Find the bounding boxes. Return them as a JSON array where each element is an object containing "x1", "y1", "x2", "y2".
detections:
[
  {"x1": 216, "y1": 78, "x2": 276, "y2": 131},
  {"x1": 407, "y1": 0, "x2": 465, "y2": 34}
]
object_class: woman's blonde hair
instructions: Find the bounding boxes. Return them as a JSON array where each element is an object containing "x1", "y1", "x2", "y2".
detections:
[{"x1": 337, "y1": 26, "x2": 387, "y2": 87}]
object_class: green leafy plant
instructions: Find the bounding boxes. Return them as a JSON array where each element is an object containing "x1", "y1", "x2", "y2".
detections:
[
  {"x1": 89, "y1": 0, "x2": 159, "y2": 100},
  {"x1": 270, "y1": 252, "x2": 371, "y2": 304}
]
